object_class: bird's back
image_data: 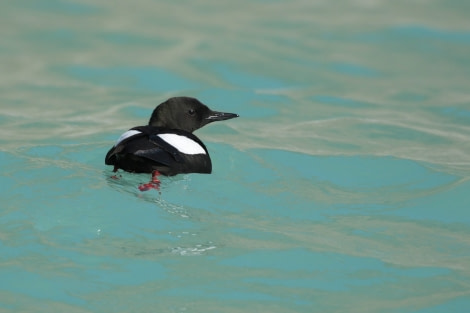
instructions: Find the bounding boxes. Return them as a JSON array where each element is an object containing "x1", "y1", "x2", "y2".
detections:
[{"x1": 105, "y1": 126, "x2": 212, "y2": 176}]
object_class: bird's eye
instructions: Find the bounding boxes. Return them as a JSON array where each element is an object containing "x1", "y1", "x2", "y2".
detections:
[{"x1": 188, "y1": 109, "x2": 195, "y2": 115}]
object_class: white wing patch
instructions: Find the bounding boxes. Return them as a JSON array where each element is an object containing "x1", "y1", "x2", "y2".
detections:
[
  {"x1": 157, "y1": 133, "x2": 206, "y2": 155},
  {"x1": 114, "y1": 130, "x2": 142, "y2": 146}
]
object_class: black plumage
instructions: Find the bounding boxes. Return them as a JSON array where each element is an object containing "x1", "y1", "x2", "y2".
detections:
[{"x1": 105, "y1": 97, "x2": 238, "y2": 176}]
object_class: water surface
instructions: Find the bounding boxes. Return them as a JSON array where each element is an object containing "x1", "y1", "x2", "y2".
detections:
[{"x1": 1, "y1": 1, "x2": 470, "y2": 312}]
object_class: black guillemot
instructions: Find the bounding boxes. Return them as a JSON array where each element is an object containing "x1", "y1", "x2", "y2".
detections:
[{"x1": 105, "y1": 97, "x2": 239, "y2": 190}]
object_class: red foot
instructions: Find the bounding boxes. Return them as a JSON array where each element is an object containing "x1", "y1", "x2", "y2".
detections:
[
  {"x1": 138, "y1": 170, "x2": 161, "y2": 191},
  {"x1": 111, "y1": 166, "x2": 121, "y2": 179},
  {"x1": 138, "y1": 182, "x2": 160, "y2": 191}
]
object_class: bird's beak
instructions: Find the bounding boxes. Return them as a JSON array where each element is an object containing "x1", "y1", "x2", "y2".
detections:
[{"x1": 205, "y1": 111, "x2": 239, "y2": 123}]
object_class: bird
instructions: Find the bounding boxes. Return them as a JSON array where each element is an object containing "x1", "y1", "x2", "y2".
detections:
[{"x1": 105, "y1": 97, "x2": 239, "y2": 191}]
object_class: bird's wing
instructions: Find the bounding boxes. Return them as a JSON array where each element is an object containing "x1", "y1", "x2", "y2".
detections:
[
  {"x1": 148, "y1": 134, "x2": 184, "y2": 163},
  {"x1": 132, "y1": 147, "x2": 174, "y2": 166},
  {"x1": 105, "y1": 130, "x2": 147, "y2": 165},
  {"x1": 105, "y1": 126, "x2": 187, "y2": 167}
]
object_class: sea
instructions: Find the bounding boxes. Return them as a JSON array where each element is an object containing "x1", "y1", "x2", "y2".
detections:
[{"x1": 1, "y1": 1, "x2": 470, "y2": 312}]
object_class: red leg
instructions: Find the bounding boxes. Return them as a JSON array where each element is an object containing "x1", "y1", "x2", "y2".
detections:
[
  {"x1": 151, "y1": 170, "x2": 161, "y2": 183},
  {"x1": 138, "y1": 170, "x2": 161, "y2": 191},
  {"x1": 111, "y1": 166, "x2": 120, "y2": 179}
]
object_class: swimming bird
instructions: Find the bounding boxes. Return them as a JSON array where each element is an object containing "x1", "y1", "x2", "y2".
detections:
[{"x1": 105, "y1": 97, "x2": 239, "y2": 190}]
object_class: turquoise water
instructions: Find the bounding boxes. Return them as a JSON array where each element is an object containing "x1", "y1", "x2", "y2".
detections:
[{"x1": 1, "y1": 1, "x2": 470, "y2": 312}]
